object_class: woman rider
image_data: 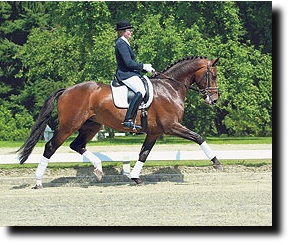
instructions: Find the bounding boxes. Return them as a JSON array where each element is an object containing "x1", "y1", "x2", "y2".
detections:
[{"x1": 115, "y1": 20, "x2": 155, "y2": 130}]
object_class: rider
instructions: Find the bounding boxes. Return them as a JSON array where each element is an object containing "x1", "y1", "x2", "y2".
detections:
[{"x1": 115, "y1": 20, "x2": 155, "y2": 130}]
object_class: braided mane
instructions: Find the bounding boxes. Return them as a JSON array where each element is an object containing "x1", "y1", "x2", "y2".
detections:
[{"x1": 151, "y1": 56, "x2": 208, "y2": 78}]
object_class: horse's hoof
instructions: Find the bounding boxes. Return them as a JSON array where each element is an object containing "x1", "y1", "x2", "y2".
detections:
[
  {"x1": 213, "y1": 164, "x2": 223, "y2": 171},
  {"x1": 131, "y1": 178, "x2": 144, "y2": 186},
  {"x1": 93, "y1": 169, "x2": 104, "y2": 181},
  {"x1": 32, "y1": 184, "x2": 43, "y2": 189}
]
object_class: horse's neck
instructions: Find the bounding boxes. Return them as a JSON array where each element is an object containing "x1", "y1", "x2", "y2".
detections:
[
  {"x1": 153, "y1": 58, "x2": 205, "y2": 96},
  {"x1": 152, "y1": 72, "x2": 189, "y2": 101},
  {"x1": 163, "y1": 68, "x2": 192, "y2": 88},
  {"x1": 167, "y1": 58, "x2": 207, "y2": 87}
]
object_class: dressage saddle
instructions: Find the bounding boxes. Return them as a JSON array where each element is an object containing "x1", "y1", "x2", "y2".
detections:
[{"x1": 111, "y1": 76, "x2": 150, "y2": 105}]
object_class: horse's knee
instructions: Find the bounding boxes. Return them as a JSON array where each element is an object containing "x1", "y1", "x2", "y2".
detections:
[{"x1": 167, "y1": 123, "x2": 205, "y2": 145}]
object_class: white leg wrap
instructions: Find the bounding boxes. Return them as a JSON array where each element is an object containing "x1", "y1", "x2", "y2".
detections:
[
  {"x1": 36, "y1": 179, "x2": 42, "y2": 186},
  {"x1": 35, "y1": 156, "x2": 49, "y2": 180},
  {"x1": 130, "y1": 161, "x2": 144, "y2": 178},
  {"x1": 83, "y1": 150, "x2": 102, "y2": 172},
  {"x1": 200, "y1": 141, "x2": 216, "y2": 160}
]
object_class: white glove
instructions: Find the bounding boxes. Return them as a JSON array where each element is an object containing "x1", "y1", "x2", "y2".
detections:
[{"x1": 143, "y1": 64, "x2": 155, "y2": 73}]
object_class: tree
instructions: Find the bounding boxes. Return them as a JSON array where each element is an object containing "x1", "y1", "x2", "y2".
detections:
[
  {"x1": 0, "y1": 104, "x2": 33, "y2": 140},
  {"x1": 0, "y1": 1, "x2": 49, "y2": 140},
  {"x1": 215, "y1": 40, "x2": 272, "y2": 136},
  {"x1": 236, "y1": 1, "x2": 272, "y2": 54},
  {"x1": 0, "y1": 1, "x2": 272, "y2": 140},
  {"x1": 50, "y1": 1, "x2": 112, "y2": 82}
]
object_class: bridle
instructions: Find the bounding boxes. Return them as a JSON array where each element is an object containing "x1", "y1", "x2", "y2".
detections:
[
  {"x1": 195, "y1": 60, "x2": 219, "y2": 98},
  {"x1": 153, "y1": 60, "x2": 218, "y2": 97}
]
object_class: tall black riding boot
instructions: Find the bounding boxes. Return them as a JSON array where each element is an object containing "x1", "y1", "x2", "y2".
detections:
[{"x1": 123, "y1": 92, "x2": 143, "y2": 130}]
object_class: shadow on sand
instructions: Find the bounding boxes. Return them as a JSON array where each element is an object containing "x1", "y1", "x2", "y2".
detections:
[{"x1": 45, "y1": 166, "x2": 185, "y2": 188}]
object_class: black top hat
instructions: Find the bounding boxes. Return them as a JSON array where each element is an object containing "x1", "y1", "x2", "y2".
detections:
[{"x1": 116, "y1": 20, "x2": 134, "y2": 31}]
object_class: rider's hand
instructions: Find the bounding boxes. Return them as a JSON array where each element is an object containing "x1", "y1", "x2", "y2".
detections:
[{"x1": 143, "y1": 64, "x2": 155, "y2": 73}]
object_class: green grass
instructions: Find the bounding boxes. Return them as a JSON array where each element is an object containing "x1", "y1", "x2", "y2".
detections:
[
  {"x1": 85, "y1": 135, "x2": 272, "y2": 145},
  {"x1": 0, "y1": 135, "x2": 272, "y2": 148},
  {"x1": 0, "y1": 159, "x2": 272, "y2": 170},
  {"x1": 0, "y1": 135, "x2": 272, "y2": 169}
]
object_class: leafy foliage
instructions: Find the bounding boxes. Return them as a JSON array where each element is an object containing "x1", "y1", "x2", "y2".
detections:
[{"x1": 0, "y1": 1, "x2": 272, "y2": 140}]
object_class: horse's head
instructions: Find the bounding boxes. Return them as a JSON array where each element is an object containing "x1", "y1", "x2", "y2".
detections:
[{"x1": 194, "y1": 57, "x2": 220, "y2": 106}]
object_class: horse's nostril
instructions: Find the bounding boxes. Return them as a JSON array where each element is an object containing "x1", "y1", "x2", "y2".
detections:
[{"x1": 212, "y1": 99, "x2": 218, "y2": 105}]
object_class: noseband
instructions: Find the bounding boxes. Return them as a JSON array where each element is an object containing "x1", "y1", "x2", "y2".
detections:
[{"x1": 154, "y1": 60, "x2": 218, "y2": 97}]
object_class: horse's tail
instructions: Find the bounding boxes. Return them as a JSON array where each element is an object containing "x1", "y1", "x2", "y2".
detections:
[{"x1": 17, "y1": 88, "x2": 66, "y2": 164}]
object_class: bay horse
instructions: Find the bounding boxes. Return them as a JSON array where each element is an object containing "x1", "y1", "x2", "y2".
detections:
[{"x1": 18, "y1": 56, "x2": 222, "y2": 189}]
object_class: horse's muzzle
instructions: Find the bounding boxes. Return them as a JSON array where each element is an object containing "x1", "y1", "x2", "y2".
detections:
[{"x1": 204, "y1": 93, "x2": 218, "y2": 106}]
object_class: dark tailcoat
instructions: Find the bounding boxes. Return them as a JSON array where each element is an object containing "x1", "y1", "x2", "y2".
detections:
[{"x1": 115, "y1": 38, "x2": 143, "y2": 81}]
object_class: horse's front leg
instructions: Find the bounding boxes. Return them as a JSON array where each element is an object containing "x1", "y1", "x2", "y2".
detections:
[
  {"x1": 168, "y1": 123, "x2": 223, "y2": 171},
  {"x1": 131, "y1": 134, "x2": 158, "y2": 185}
]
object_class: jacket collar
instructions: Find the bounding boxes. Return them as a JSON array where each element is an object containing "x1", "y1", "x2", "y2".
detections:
[{"x1": 120, "y1": 36, "x2": 130, "y2": 46}]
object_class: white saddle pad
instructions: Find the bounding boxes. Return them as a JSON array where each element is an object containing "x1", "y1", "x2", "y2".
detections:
[{"x1": 110, "y1": 76, "x2": 154, "y2": 109}]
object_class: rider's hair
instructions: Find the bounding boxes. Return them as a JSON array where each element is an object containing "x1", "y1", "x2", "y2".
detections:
[{"x1": 117, "y1": 30, "x2": 126, "y2": 38}]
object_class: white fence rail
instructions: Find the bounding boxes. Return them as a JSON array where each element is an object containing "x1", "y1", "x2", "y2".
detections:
[{"x1": 0, "y1": 150, "x2": 271, "y2": 164}]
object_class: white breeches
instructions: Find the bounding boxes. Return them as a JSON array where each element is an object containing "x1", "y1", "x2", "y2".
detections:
[{"x1": 122, "y1": 76, "x2": 146, "y2": 97}]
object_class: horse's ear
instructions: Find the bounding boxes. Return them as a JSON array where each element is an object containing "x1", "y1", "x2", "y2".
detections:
[{"x1": 212, "y1": 57, "x2": 220, "y2": 67}]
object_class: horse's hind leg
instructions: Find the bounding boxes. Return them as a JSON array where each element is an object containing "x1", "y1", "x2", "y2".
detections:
[
  {"x1": 70, "y1": 119, "x2": 104, "y2": 180},
  {"x1": 33, "y1": 126, "x2": 76, "y2": 189},
  {"x1": 131, "y1": 134, "x2": 159, "y2": 185}
]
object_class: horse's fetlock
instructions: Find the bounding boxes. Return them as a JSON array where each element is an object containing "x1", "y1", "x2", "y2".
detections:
[{"x1": 70, "y1": 142, "x2": 85, "y2": 154}]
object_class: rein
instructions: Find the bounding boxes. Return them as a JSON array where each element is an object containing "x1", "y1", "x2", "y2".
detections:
[
  {"x1": 152, "y1": 60, "x2": 218, "y2": 95},
  {"x1": 153, "y1": 72, "x2": 200, "y2": 92}
]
